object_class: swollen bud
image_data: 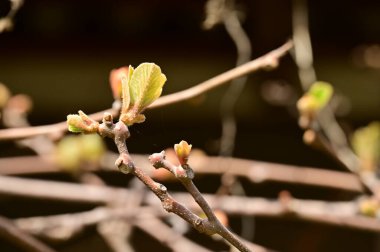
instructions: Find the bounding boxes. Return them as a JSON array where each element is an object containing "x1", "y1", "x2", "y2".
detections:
[{"x1": 174, "y1": 140, "x2": 192, "y2": 165}]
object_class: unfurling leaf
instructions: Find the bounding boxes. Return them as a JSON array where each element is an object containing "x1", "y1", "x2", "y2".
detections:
[
  {"x1": 297, "y1": 81, "x2": 333, "y2": 115},
  {"x1": 297, "y1": 82, "x2": 333, "y2": 129},
  {"x1": 67, "y1": 110, "x2": 99, "y2": 133},
  {"x1": 129, "y1": 63, "x2": 166, "y2": 109},
  {"x1": 308, "y1": 81, "x2": 333, "y2": 109},
  {"x1": 120, "y1": 63, "x2": 166, "y2": 126},
  {"x1": 174, "y1": 140, "x2": 192, "y2": 165}
]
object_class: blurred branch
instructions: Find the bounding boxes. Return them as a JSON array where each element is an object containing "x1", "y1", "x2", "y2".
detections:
[
  {"x1": 97, "y1": 219, "x2": 135, "y2": 252},
  {"x1": 203, "y1": 0, "x2": 252, "y2": 156},
  {"x1": 0, "y1": 173, "x2": 380, "y2": 232},
  {"x1": 0, "y1": 215, "x2": 56, "y2": 252},
  {"x1": 96, "y1": 178, "x2": 144, "y2": 252},
  {"x1": 0, "y1": 40, "x2": 292, "y2": 141},
  {"x1": 157, "y1": 193, "x2": 380, "y2": 233},
  {"x1": 0, "y1": 0, "x2": 23, "y2": 33},
  {"x1": 151, "y1": 40, "x2": 292, "y2": 109},
  {"x1": 135, "y1": 216, "x2": 213, "y2": 252},
  {"x1": 0, "y1": 175, "x2": 129, "y2": 204},
  {"x1": 0, "y1": 153, "x2": 365, "y2": 193},
  {"x1": 16, "y1": 208, "x2": 268, "y2": 252},
  {"x1": 191, "y1": 156, "x2": 365, "y2": 193},
  {"x1": 292, "y1": 0, "x2": 316, "y2": 89}
]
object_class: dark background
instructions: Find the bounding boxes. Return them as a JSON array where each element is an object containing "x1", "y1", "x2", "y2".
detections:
[{"x1": 0, "y1": 0, "x2": 380, "y2": 251}]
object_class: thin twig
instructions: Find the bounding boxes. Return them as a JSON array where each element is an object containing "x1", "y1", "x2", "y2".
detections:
[
  {"x1": 0, "y1": 40, "x2": 292, "y2": 141},
  {"x1": 150, "y1": 152, "x2": 251, "y2": 252},
  {"x1": 150, "y1": 40, "x2": 292, "y2": 109},
  {"x1": 95, "y1": 114, "x2": 252, "y2": 252}
]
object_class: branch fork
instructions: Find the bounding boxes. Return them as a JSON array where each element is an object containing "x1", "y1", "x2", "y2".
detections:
[{"x1": 83, "y1": 112, "x2": 251, "y2": 251}]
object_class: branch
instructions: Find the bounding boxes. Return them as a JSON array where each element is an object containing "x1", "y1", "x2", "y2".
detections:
[
  {"x1": 97, "y1": 178, "x2": 144, "y2": 252},
  {"x1": 0, "y1": 153, "x2": 366, "y2": 193},
  {"x1": 149, "y1": 40, "x2": 292, "y2": 109},
  {"x1": 190, "y1": 156, "x2": 365, "y2": 193},
  {"x1": 94, "y1": 115, "x2": 252, "y2": 252},
  {"x1": 0, "y1": 40, "x2": 292, "y2": 141},
  {"x1": 15, "y1": 205, "x2": 272, "y2": 252},
  {"x1": 152, "y1": 193, "x2": 380, "y2": 233},
  {"x1": 0, "y1": 0, "x2": 23, "y2": 33},
  {"x1": 3, "y1": 174, "x2": 378, "y2": 233},
  {"x1": 0, "y1": 215, "x2": 56, "y2": 252},
  {"x1": 147, "y1": 149, "x2": 255, "y2": 252},
  {"x1": 0, "y1": 175, "x2": 129, "y2": 204},
  {"x1": 135, "y1": 216, "x2": 213, "y2": 252},
  {"x1": 203, "y1": 0, "x2": 253, "y2": 156}
]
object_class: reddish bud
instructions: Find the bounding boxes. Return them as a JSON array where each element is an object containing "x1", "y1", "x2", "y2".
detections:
[
  {"x1": 109, "y1": 66, "x2": 129, "y2": 100},
  {"x1": 174, "y1": 140, "x2": 192, "y2": 165}
]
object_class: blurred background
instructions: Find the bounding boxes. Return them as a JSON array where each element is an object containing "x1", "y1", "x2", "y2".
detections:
[{"x1": 0, "y1": 0, "x2": 380, "y2": 251}]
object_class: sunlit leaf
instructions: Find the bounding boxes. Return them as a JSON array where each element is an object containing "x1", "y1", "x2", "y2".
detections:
[
  {"x1": 128, "y1": 63, "x2": 166, "y2": 111},
  {"x1": 120, "y1": 63, "x2": 167, "y2": 126}
]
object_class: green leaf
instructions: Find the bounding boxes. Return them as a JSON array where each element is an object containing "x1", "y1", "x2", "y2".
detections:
[
  {"x1": 128, "y1": 63, "x2": 167, "y2": 111},
  {"x1": 308, "y1": 81, "x2": 333, "y2": 110},
  {"x1": 119, "y1": 63, "x2": 167, "y2": 126}
]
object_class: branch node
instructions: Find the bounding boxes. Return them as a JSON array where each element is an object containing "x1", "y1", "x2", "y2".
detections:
[
  {"x1": 162, "y1": 198, "x2": 174, "y2": 212},
  {"x1": 174, "y1": 164, "x2": 194, "y2": 180},
  {"x1": 149, "y1": 151, "x2": 166, "y2": 169},
  {"x1": 156, "y1": 182, "x2": 167, "y2": 193},
  {"x1": 102, "y1": 112, "x2": 114, "y2": 126},
  {"x1": 115, "y1": 153, "x2": 135, "y2": 174}
]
